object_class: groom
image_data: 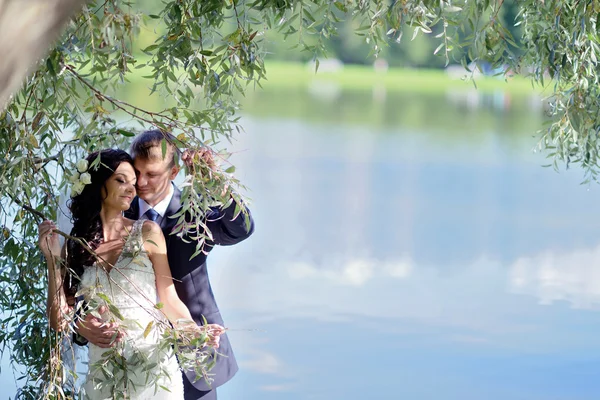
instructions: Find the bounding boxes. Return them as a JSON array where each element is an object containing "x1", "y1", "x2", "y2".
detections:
[{"x1": 75, "y1": 130, "x2": 255, "y2": 399}]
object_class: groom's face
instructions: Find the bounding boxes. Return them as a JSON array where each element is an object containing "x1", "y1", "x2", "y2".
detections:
[{"x1": 133, "y1": 146, "x2": 179, "y2": 207}]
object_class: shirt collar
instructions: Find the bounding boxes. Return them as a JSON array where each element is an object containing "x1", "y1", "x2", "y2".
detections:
[{"x1": 138, "y1": 183, "x2": 175, "y2": 219}]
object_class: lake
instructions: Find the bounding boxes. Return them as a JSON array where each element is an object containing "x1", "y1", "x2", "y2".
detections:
[{"x1": 5, "y1": 82, "x2": 600, "y2": 399}]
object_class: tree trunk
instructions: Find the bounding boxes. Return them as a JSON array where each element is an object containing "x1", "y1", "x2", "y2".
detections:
[{"x1": 0, "y1": 0, "x2": 86, "y2": 109}]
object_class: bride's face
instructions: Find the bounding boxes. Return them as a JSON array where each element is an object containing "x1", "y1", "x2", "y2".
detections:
[{"x1": 101, "y1": 162, "x2": 137, "y2": 211}]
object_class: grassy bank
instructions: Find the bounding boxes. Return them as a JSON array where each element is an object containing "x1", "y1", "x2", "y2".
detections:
[
  {"x1": 120, "y1": 59, "x2": 542, "y2": 96},
  {"x1": 258, "y1": 61, "x2": 543, "y2": 95}
]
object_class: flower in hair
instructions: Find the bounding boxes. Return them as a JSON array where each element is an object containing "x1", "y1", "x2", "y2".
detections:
[
  {"x1": 69, "y1": 159, "x2": 91, "y2": 197},
  {"x1": 80, "y1": 172, "x2": 92, "y2": 185},
  {"x1": 76, "y1": 159, "x2": 89, "y2": 173},
  {"x1": 70, "y1": 181, "x2": 85, "y2": 197}
]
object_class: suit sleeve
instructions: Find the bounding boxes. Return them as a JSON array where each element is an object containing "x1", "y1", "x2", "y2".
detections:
[
  {"x1": 72, "y1": 296, "x2": 89, "y2": 346},
  {"x1": 205, "y1": 197, "x2": 255, "y2": 246}
]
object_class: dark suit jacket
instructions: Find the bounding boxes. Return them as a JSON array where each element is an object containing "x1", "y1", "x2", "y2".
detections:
[{"x1": 125, "y1": 186, "x2": 255, "y2": 390}]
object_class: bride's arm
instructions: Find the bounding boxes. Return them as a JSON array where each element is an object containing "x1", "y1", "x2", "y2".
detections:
[
  {"x1": 143, "y1": 221, "x2": 224, "y2": 348},
  {"x1": 142, "y1": 221, "x2": 202, "y2": 326},
  {"x1": 143, "y1": 221, "x2": 225, "y2": 348},
  {"x1": 38, "y1": 220, "x2": 72, "y2": 331}
]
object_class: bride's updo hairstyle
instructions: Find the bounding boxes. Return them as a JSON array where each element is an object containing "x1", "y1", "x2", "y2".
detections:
[{"x1": 65, "y1": 149, "x2": 134, "y2": 296}]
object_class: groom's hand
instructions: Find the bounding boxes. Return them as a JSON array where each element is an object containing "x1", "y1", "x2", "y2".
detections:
[
  {"x1": 182, "y1": 148, "x2": 231, "y2": 197},
  {"x1": 182, "y1": 147, "x2": 217, "y2": 173},
  {"x1": 76, "y1": 305, "x2": 122, "y2": 348}
]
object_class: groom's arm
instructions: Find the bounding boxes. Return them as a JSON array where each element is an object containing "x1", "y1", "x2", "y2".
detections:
[
  {"x1": 181, "y1": 148, "x2": 255, "y2": 246},
  {"x1": 205, "y1": 198, "x2": 255, "y2": 246},
  {"x1": 71, "y1": 296, "x2": 88, "y2": 346}
]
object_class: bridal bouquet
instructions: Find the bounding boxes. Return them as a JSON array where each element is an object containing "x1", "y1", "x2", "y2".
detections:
[{"x1": 84, "y1": 299, "x2": 223, "y2": 398}]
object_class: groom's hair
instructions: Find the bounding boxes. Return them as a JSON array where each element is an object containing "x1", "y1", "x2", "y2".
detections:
[{"x1": 130, "y1": 129, "x2": 180, "y2": 167}]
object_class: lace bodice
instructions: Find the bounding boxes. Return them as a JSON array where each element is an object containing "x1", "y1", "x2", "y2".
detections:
[{"x1": 79, "y1": 219, "x2": 159, "y2": 322}]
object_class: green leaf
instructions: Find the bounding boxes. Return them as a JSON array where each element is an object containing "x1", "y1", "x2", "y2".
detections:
[
  {"x1": 108, "y1": 304, "x2": 125, "y2": 320},
  {"x1": 142, "y1": 44, "x2": 160, "y2": 53},
  {"x1": 143, "y1": 321, "x2": 154, "y2": 338},
  {"x1": 433, "y1": 43, "x2": 445, "y2": 56},
  {"x1": 161, "y1": 138, "x2": 167, "y2": 160},
  {"x1": 97, "y1": 293, "x2": 110, "y2": 303},
  {"x1": 334, "y1": 1, "x2": 347, "y2": 12},
  {"x1": 117, "y1": 129, "x2": 134, "y2": 137},
  {"x1": 445, "y1": 6, "x2": 462, "y2": 13}
]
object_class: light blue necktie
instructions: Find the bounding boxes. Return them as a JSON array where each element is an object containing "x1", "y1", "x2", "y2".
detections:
[{"x1": 144, "y1": 208, "x2": 159, "y2": 222}]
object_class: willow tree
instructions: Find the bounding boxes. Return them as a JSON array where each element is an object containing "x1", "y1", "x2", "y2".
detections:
[{"x1": 1, "y1": 0, "x2": 599, "y2": 398}]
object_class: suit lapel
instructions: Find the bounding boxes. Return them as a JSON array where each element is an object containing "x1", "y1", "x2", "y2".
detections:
[
  {"x1": 124, "y1": 197, "x2": 139, "y2": 220},
  {"x1": 161, "y1": 186, "x2": 182, "y2": 233}
]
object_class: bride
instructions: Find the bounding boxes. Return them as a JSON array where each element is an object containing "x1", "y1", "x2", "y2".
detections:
[{"x1": 38, "y1": 149, "x2": 224, "y2": 399}]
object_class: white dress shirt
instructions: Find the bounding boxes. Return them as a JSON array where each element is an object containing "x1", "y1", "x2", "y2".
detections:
[{"x1": 138, "y1": 183, "x2": 175, "y2": 224}]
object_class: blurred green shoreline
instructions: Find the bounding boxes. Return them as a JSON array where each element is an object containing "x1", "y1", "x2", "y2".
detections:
[
  {"x1": 121, "y1": 60, "x2": 542, "y2": 95},
  {"x1": 256, "y1": 61, "x2": 542, "y2": 95},
  {"x1": 115, "y1": 60, "x2": 547, "y2": 136}
]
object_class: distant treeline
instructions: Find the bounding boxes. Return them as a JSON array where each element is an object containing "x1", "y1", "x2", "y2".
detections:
[
  {"x1": 262, "y1": 0, "x2": 522, "y2": 68},
  {"x1": 134, "y1": 0, "x2": 522, "y2": 69}
]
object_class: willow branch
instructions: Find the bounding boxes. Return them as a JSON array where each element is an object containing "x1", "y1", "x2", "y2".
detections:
[
  {"x1": 64, "y1": 65, "x2": 220, "y2": 135},
  {"x1": 10, "y1": 195, "x2": 46, "y2": 221}
]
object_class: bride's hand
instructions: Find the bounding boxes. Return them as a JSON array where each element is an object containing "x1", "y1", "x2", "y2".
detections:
[
  {"x1": 203, "y1": 323, "x2": 226, "y2": 349},
  {"x1": 174, "y1": 320, "x2": 225, "y2": 348},
  {"x1": 38, "y1": 220, "x2": 61, "y2": 260}
]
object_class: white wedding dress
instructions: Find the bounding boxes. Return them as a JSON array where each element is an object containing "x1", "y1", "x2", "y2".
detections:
[{"x1": 78, "y1": 219, "x2": 184, "y2": 400}]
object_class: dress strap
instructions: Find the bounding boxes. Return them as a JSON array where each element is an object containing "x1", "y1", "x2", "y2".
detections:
[
  {"x1": 131, "y1": 219, "x2": 146, "y2": 242},
  {"x1": 121, "y1": 219, "x2": 148, "y2": 259}
]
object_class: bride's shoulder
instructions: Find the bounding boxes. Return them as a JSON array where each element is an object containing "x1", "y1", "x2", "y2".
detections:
[
  {"x1": 139, "y1": 220, "x2": 165, "y2": 253},
  {"x1": 140, "y1": 219, "x2": 162, "y2": 237}
]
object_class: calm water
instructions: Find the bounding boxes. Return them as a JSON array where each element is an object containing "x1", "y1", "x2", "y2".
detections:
[{"x1": 5, "y1": 87, "x2": 600, "y2": 399}]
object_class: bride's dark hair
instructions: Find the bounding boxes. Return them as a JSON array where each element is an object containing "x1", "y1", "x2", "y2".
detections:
[{"x1": 65, "y1": 149, "x2": 134, "y2": 296}]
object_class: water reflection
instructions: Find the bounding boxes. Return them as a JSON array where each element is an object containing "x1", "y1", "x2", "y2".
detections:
[
  {"x1": 239, "y1": 87, "x2": 546, "y2": 135},
  {"x1": 510, "y1": 245, "x2": 600, "y2": 309},
  {"x1": 210, "y1": 112, "x2": 600, "y2": 399}
]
